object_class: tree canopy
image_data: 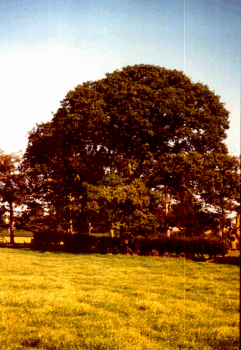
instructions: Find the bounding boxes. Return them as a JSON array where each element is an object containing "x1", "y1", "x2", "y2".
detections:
[
  {"x1": 0, "y1": 150, "x2": 25, "y2": 243},
  {"x1": 23, "y1": 64, "x2": 239, "y2": 236}
]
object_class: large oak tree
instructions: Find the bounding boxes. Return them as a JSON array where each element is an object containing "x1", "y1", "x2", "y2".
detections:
[{"x1": 23, "y1": 64, "x2": 239, "y2": 235}]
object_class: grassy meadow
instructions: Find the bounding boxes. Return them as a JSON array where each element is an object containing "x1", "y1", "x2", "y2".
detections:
[
  {"x1": 0, "y1": 248, "x2": 239, "y2": 350},
  {"x1": 0, "y1": 236, "x2": 32, "y2": 244},
  {"x1": 0, "y1": 229, "x2": 33, "y2": 244}
]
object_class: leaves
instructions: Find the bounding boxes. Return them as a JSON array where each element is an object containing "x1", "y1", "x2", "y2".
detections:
[
  {"x1": 0, "y1": 150, "x2": 26, "y2": 242},
  {"x1": 22, "y1": 64, "x2": 239, "y2": 235}
]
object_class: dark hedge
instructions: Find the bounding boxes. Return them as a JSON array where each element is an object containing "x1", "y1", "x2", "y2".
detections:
[{"x1": 32, "y1": 232, "x2": 230, "y2": 260}]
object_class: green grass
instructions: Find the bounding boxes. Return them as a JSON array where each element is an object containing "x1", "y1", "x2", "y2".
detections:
[
  {"x1": 91, "y1": 232, "x2": 112, "y2": 237},
  {"x1": 0, "y1": 228, "x2": 33, "y2": 237},
  {"x1": 0, "y1": 248, "x2": 239, "y2": 350},
  {"x1": 226, "y1": 250, "x2": 240, "y2": 257},
  {"x1": 0, "y1": 236, "x2": 32, "y2": 244}
]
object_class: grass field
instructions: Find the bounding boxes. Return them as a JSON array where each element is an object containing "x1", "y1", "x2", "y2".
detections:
[
  {"x1": 0, "y1": 236, "x2": 32, "y2": 244},
  {"x1": 0, "y1": 248, "x2": 239, "y2": 350},
  {"x1": 0, "y1": 229, "x2": 33, "y2": 237},
  {"x1": 0, "y1": 229, "x2": 33, "y2": 244}
]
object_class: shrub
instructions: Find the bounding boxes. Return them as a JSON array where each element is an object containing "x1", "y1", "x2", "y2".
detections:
[
  {"x1": 123, "y1": 235, "x2": 229, "y2": 260},
  {"x1": 32, "y1": 232, "x2": 229, "y2": 260}
]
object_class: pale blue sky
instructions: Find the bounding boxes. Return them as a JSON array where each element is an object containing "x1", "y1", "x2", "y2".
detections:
[{"x1": 0, "y1": 0, "x2": 240, "y2": 155}]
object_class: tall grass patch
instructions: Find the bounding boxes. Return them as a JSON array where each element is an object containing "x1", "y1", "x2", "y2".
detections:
[{"x1": 0, "y1": 248, "x2": 239, "y2": 349}]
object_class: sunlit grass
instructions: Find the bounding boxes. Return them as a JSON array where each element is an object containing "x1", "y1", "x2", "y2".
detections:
[
  {"x1": 0, "y1": 236, "x2": 32, "y2": 244},
  {"x1": 0, "y1": 248, "x2": 239, "y2": 349},
  {"x1": 0, "y1": 229, "x2": 33, "y2": 244},
  {"x1": 0, "y1": 228, "x2": 33, "y2": 237}
]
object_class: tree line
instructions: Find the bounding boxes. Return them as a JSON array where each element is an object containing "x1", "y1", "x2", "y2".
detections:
[{"x1": 0, "y1": 64, "x2": 240, "y2": 243}]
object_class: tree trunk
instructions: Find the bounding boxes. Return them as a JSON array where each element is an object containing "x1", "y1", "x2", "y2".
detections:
[
  {"x1": 68, "y1": 218, "x2": 74, "y2": 234},
  {"x1": 220, "y1": 196, "x2": 225, "y2": 237},
  {"x1": 9, "y1": 201, "x2": 15, "y2": 244}
]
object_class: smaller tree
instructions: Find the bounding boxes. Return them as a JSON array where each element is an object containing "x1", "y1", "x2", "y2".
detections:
[
  {"x1": 198, "y1": 153, "x2": 240, "y2": 235},
  {"x1": 0, "y1": 150, "x2": 24, "y2": 243},
  {"x1": 151, "y1": 151, "x2": 240, "y2": 235},
  {"x1": 84, "y1": 173, "x2": 162, "y2": 236}
]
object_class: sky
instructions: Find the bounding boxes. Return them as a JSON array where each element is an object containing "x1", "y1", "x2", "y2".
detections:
[{"x1": 0, "y1": 0, "x2": 240, "y2": 156}]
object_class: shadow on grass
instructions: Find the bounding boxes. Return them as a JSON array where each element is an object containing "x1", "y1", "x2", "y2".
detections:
[
  {"x1": 211, "y1": 255, "x2": 240, "y2": 266},
  {"x1": 1, "y1": 242, "x2": 240, "y2": 267}
]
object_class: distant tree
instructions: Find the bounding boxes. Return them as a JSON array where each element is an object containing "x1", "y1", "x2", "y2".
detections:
[
  {"x1": 23, "y1": 64, "x2": 239, "y2": 235},
  {"x1": 153, "y1": 151, "x2": 240, "y2": 235},
  {"x1": 197, "y1": 153, "x2": 240, "y2": 234},
  {"x1": 0, "y1": 150, "x2": 24, "y2": 243},
  {"x1": 0, "y1": 210, "x2": 5, "y2": 228}
]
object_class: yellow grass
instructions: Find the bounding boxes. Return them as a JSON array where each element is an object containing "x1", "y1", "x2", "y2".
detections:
[
  {"x1": 0, "y1": 236, "x2": 32, "y2": 243},
  {"x1": 0, "y1": 248, "x2": 239, "y2": 349}
]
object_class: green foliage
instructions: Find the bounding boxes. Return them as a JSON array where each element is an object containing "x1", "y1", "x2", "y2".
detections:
[
  {"x1": 153, "y1": 151, "x2": 240, "y2": 232},
  {"x1": 32, "y1": 230, "x2": 230, "y2": 261},
  {"x1": 23, "y1": 64, "x2": 239, "y2": 235},
  {"x1": 0, "y1": 150, "x2": 27, "y2": 243},
  {"x1": 124, "y1": 235, "x2": 230, "y2": 260},
  {"x1": 0, "y1": 214, "x2": 5, "y2": 228},
  {"x1": 84, "y1": 176, "x2": 161, "y2": 236}
]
